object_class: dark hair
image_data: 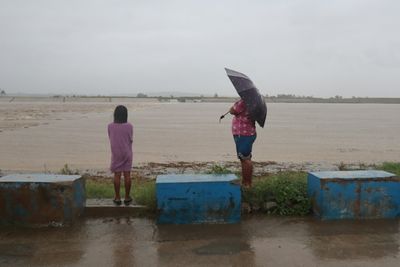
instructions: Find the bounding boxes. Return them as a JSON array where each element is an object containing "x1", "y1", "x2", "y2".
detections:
[{"x1": 113, "y1": 105, "x2": 128, "y2": 123}]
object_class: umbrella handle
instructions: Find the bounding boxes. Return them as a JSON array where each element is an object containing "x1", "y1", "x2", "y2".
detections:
[{"x1": 219, "y1": 111, "x2": 230, "y2": 123}]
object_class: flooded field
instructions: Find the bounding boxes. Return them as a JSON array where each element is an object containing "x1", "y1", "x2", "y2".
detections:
[{"x1": 0, "y1": 98, "x2": 399, "y2": 172}]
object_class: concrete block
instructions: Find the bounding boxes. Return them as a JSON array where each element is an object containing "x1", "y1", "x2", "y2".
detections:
[
  {"x1": 0, "y1": 174, "x2": 85, "y2": 225},
  {"x1": 308, "y1": 170, "x2": 400, "y2": 219},
  {"x1": 156, "y1": 174, "x2": 241, "y2": 224},
  {"x1": 85, "y1": 198, "x2": 148, "y2": 217}
]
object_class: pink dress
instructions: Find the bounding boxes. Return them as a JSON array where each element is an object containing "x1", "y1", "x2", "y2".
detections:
[
  {"x1": 231, "y1": 100, "x2": 256, "y2": 136},
  {"x1": 107, "y1": 122, "x2": 133, "y2": 172}
]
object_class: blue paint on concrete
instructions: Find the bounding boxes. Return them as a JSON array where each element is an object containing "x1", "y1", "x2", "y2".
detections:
[
  {"x1": 0, "y1": 174, "x2": 85, "y2": 225},
  {"x1": 0, "y1": 174, "x2": 81, "y2": 183},
  {"x1": 73, "y1": 179, "x2": 86, "y2": 211},
  {"x1": 360, "y1": 181, "x2": 400, "y2": 218},
  {"x1": 309, "y1": 170, "x2": 394, "y2": 179},
  {"x1": 308, "y1": 170, "x2": 400, "y2": 220},
  {"x1": 319, "y1": 181, "x2": 358, "y2": 219},
  {"x1": 14, "y1": 204, "x2": 29, "y2": 218},
  {"x1": 63, "y1": 197, "x2": 72, "y2": 222},
  {"x1": 156, "y1": 174, "x2": 238, "y2": 183},
  {"x1": 157, "y1": 174, "x2": 241, "y2": 224}
]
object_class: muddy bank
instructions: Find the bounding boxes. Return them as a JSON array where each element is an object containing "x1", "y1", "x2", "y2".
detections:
[
  {"x1": 80, "y1": 161, "x2": 376, "y2": 181},
  {"x1": 0, "y1": 160, "x2": 379, "y2": 179}
]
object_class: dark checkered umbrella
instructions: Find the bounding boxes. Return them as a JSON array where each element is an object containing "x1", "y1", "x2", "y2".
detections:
[{"x1": 225, "y1": 68, "x2": 267, "y2": 127}]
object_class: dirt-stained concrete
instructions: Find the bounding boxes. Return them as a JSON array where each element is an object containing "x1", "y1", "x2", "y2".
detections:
[{"x1": 0, "y1": 216, "x2": 399, "y2": 267}]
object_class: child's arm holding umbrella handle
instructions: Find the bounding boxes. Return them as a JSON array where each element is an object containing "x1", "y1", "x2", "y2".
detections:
[
  {"x1": 219, "y1": 110, "x2": 230, "y2": 123},
  {"x1": 219, "y1": 105, "x2": 239, "y2": 123},
  {"x1": 229, "y1": 106, "x2": 239, "y2": 115}
]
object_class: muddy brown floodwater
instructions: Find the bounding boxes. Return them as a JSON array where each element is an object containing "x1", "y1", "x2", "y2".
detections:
[
  {"x1": 1, "y1": 99, "x2": 400, "y2": 173},
  {"x1": 0, "y1": 216, "x2": 399, "y2": 266}
]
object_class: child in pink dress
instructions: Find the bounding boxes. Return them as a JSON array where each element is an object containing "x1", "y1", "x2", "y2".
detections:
[{"x1": 108, "y1": 105, "x2": 133, "y2": 205}]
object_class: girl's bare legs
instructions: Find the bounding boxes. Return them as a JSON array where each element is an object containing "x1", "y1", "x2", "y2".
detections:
[
  {"x1": 114, "y1": 172, "x2": 122, "y2": 200},
  {"x1": 123, "y1": 171, "x2": 132, "y2": 200}
]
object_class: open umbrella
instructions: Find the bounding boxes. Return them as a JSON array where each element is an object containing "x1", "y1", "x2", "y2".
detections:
[{"x1": 225, "y1": 68, "x2": 267, "y2": 127}]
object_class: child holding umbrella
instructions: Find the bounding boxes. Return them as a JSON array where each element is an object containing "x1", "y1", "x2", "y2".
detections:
[
  {"x1": 230, "y1": 99, "x2": 256, "y2": 187},
  {"x1": 223, "y1": 68, "x2": 267, "y2": 188}
]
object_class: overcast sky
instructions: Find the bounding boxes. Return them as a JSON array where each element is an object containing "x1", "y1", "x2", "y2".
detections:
[{"x1": 1, "y1": 0, "x2": 399, "y2": 97}]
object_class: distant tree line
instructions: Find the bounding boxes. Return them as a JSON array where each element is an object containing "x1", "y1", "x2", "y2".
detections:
[
  {"x1": 137, "y1": 93, "x2": 148, "y2": 98},
  {"x1": 267, "y1": 94, "x2": 317, "y2": 99}
]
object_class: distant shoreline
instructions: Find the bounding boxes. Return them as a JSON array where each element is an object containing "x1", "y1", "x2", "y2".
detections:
[{"x1": 1, "y1": 95, "x2": 400, "y2": 104}]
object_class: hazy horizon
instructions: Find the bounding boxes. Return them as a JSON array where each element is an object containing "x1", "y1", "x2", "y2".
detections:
[
  {"x1": 4, "y1": 91, "x2": 400, "y2": 99},
  {"x1": 1, "y1": 0, "x2": 399, "y2": 97}
]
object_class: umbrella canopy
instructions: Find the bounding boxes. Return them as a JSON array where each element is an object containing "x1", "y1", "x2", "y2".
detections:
[{"x1": 225, "y1": 68, "x2": 267, "y2": 127}]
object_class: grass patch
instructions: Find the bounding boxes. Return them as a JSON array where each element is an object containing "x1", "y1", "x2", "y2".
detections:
[
  {"x1": 207, "y1": 164, "x2": 232, "y2": 174},
  {"x1": 60, "y1": 164, "x2": 79, "y2": 175},
  {"x1": 376, "y1": 162, "x2": 400, "y2": 176},
  {"x1": 86, "y1": 172, "x2": 311, "y2": 215},
  {"x1": 244, "y1": 172, "x2": 311, "y2": 216},
  {"x1": 86, "y1": 178, "x2": 156, "y2": 210},
  {"x1": 86, "y1": 180, "x2": 116, "y2": 199},
  {"x1": 133, "y1": 181, "x2": 156, "y2": 211},
  {"x1": 85, "y1": 162, "x2": 400, "y2": 216}
]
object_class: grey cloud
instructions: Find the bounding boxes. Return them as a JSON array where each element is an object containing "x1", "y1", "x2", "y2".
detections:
[{"x1": 0, "y1": 0, "x2": 399, "y2": 97}]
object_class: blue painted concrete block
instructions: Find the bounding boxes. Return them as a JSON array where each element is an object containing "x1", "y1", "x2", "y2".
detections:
[
  {"x1": 0, "y1": 174, "x2": 85, "y2": 225},
  {"x1": 156, "y1": 174, "x2": 241, "y2": 224},
  {"x1": 308, "y1": 170, "x2": 400, "y2": 219}
]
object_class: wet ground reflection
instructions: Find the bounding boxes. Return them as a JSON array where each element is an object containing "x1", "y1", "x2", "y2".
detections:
[
  {"x1": 307, "y1": 219, "x2": 400, "y2": 260},
  {"x1": 0, "y1": 222, "x2": 87, "y2": 266},
  {"x1": 156, "y1": 223, "x2": 255, "y2": 266},
  {"x1": 0, "y1": 216, "x2": 399, "y2": 266}
]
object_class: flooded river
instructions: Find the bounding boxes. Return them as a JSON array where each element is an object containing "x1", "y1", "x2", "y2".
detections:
[{"x1": 1, "y1": 99, "x2": 399, "y2": 172}]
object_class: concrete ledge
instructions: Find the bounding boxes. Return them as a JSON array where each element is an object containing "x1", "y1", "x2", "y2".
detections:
[
  {"x1": 0, "y1": 174, "x2": 85, "y2": 226},
  {"x1": 156, "y1": 174, "x2": 241, "y2": 224},
  {"x1": 84, "y1": 199, "x2": 151, "y2": 217},
  {"x1": 308, "y1": 170, "x2": 400, "y2": 220}
]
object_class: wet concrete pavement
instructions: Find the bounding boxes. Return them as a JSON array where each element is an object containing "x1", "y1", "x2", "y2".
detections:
[{"x1": 0, "y1": 216, "x2": 399, "y2": 267}]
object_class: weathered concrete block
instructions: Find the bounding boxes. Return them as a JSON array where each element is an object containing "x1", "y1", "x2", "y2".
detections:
[
  {"x1": 0, "y1": 174, "x2": 85, "y2": 225},
  {"x1": 308, "y1": 170, "x2": 400, "y2": 220},
  {"x1": 156, "y1": 174, "x2": 241, "y2": 224}
]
